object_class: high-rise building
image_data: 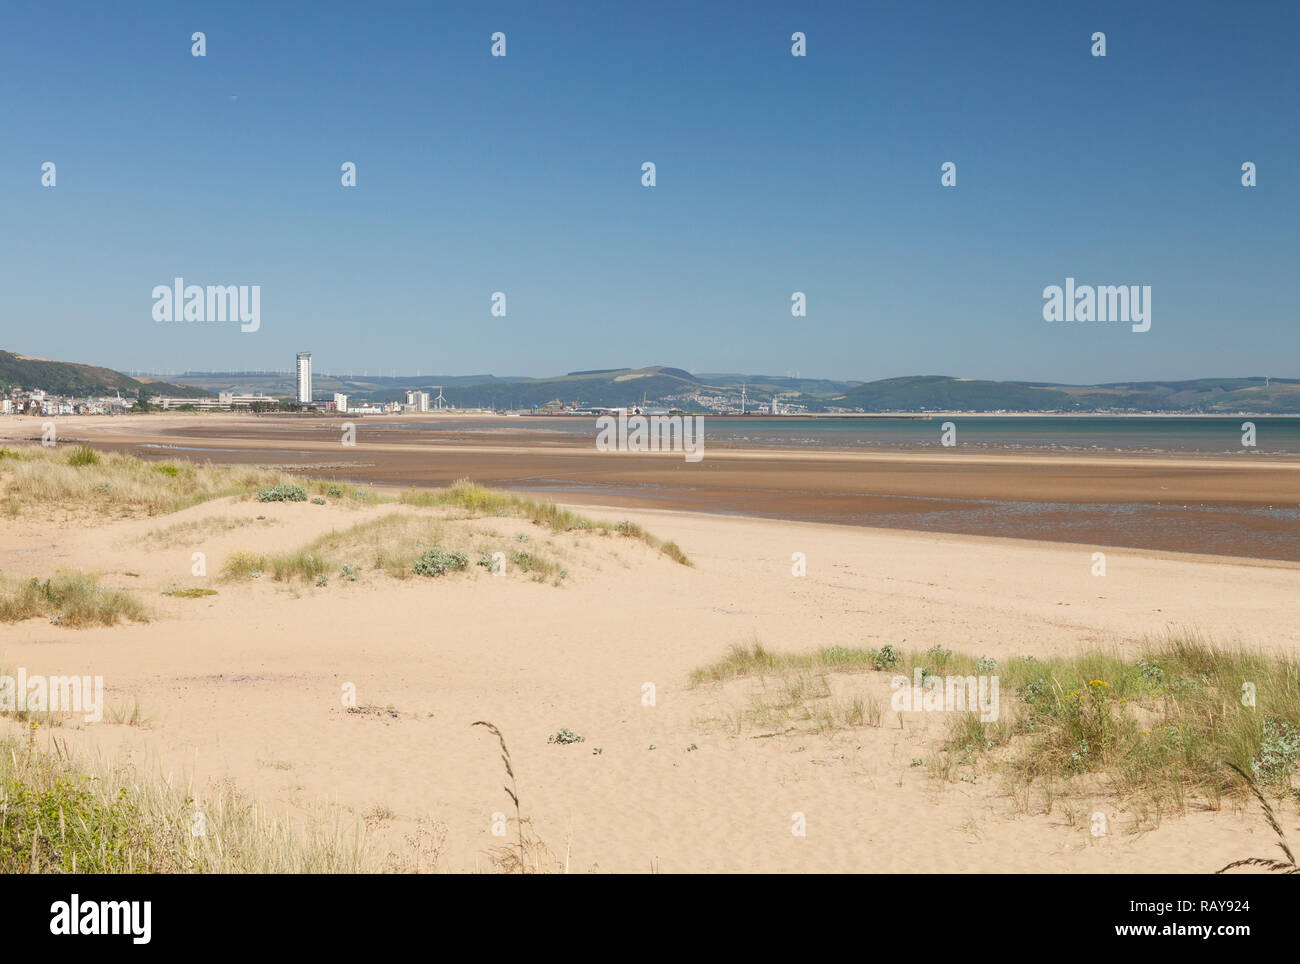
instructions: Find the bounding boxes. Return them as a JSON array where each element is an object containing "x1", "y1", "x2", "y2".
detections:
[{"x1": 296, "y1": 352, "x2": 312, "y2": 404}]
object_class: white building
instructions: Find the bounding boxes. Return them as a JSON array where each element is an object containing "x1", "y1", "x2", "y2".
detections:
[
  {"x1": 333, "y1": 392, "x2": 349, "y2": 413},
  {"x1": 296, "y1": 352, "x2": 313, "y2": 404}
]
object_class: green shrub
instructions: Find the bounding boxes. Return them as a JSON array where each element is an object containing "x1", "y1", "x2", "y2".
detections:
[
  {"x1": 257, "y1": 484, "x2": 307, "y2": 503},
  {"x1": 1254, "y1": 717, "x2": 1300, "y2": 784},
  {"x1": 412, "y1": 548, "x2": 468, "y2": 577}
]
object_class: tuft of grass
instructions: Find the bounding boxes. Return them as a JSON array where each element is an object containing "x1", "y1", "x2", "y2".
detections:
[
  {"x1": 66, "y1": 445, "x2": 100, "y2": 467},
  {"x1": 221, "y1": 550, "x2": 331, "y2": 583},
  {"x1": 105, "y1": 698, "x2": 153, "y2": 728},
  {"x1": 0, "y1": 573, "x2": 148, "y2": 628}
]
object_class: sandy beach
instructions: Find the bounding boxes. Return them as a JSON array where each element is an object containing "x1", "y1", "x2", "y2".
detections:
[{"x1": 2, "y1": 415, "x2": 1298, "y2": 873}]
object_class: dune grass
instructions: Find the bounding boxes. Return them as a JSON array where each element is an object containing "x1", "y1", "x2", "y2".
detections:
[
  {"x1": 221, "y1": 511, "x2": 572, "y2": 586},
  {"x1": 219, "y1": 480, "x2": 691, "y2": 588},
  {"x1": 0, "y1": 444, "x2": 312, "y2": 518},
  {"x1": 138, "y1": 514, "x2": 272, "y2": 549},
  {"x1": 0, "y1": 733, "x2": 374, "y2": 873},
  {"x1": 691, "y1": 631, "x2": 1300, "y2": 813},
  {"x1": 0, "y1": 572, "x2": 148, "y2": 628},
  {"x1": 399, "y1": 480, "x2": 691, "y2": 566}
]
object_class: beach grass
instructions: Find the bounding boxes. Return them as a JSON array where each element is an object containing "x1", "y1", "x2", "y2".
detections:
[
  {"x1": 399, "y1": 479, "x2": 692, "y2": 566},
  {"x1": 0, "y1": 444, "x2": 312, "y2": 518},
  {"x1": 222, "y1": 480, "x2": 687, "y2": 586},
  {"x1": 0, "y1": 572, "x2": 149, "y2": 628},
  {"x1": 691, "y1": 631, "x2": 1300, "y2": 812},
  {"x1": 0, "y1": 733, "x2": 374, "y2": 873}
]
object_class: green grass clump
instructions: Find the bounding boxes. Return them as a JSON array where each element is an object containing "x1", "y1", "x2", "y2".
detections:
[
  {"x1": 66, "y1": 445, "x2": 100, "y2": 467},
  {"x1": 690, "y1": 641, "x2": 903, "y2": 684},
  {"x1": 222, "y1": 550, "x2": 330, "y2": 583},
  {"x1": 413, "y1": 548, "x2": 468, "y2": 577},
  {"x1": 0, "y1": 573, "x2": 148, "y2": 628}
]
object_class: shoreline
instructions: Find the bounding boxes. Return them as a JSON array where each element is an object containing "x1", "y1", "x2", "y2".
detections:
[{"x1": 5, "y1": 413, "x2": 1300, "y2": 562}]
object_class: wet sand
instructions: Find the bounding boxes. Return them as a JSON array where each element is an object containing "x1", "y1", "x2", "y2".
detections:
[{"x1": 9, "y1": 413, "x2": 1300, "y2": 562}]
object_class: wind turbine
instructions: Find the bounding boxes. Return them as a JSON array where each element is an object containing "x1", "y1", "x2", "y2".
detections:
[{"x1": 433, "y1": 386, "x2": 447, "y2": 410}]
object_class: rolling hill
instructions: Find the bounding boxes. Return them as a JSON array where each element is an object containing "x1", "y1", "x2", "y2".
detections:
[{"x1": 0, "y1": 351, "x2": 210, "y2": 398}]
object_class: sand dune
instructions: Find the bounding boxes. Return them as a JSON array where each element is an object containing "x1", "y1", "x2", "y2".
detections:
[{"x1": 2, "y1": 482, "x2": 1296, "y2": 872}]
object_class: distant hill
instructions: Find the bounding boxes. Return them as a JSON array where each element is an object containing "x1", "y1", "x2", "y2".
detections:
[
  {"x1": 173, "y1": 365, "x2": 709, "y2": 408},
  {"x1": 834, "y1": 375, "x2": 1300, "y2": 413},
  {"x1": 0, "y1": 350, "x2": 210, "y2": 398},
  {"x1": 155, "y1": 364, "x2": 1300, "y2": 413}
]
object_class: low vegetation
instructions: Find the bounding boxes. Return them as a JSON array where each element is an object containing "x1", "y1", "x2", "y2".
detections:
[
  {"x1": 138, "y1": 514, "x2": 273, "y2": 548},
  {"x1": 221, "y1": 480, "x2": 688, "y2": 587},
  {"x1": 399, "y1": 480, "x2": 691, "y2": 566},
  {"x1": 692, "y1": 632, "x2": 1300, "y2": 817},
  {"x1": 0, "y1": 444, "x2": 309, "y2": 518},
  {"x1": 0, "y1": 733, "x2": 373, "y2": 872},
  {"x1": 0, "y1": 572, "x2": 148, "y2": 627}
]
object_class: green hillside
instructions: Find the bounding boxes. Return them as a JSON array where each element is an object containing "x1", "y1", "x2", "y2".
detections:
[{"x1": 0, "y1": 351, "x2": 210, "y2": 398}]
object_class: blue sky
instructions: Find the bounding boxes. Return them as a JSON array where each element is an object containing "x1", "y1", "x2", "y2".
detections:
[{"x1": 1, "y1": 0, "x2": 1296, "y2": 383}]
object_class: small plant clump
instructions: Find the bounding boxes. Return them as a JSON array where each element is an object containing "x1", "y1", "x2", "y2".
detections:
[
  {"x1": 257, "y1": 483, "x2": 307, "y2": 503},
  {"x1": 310, "y1": 496, "x2": 326, "y2": 505},
  {"x1": 1254, "y1": 717, "x2": 1300, "y2": 784},
  {"x1": 412, "y1": 548, "x2": 469, "y2": 577},
  {"x1": 66, "y1": 445, "x2": 101, "y2": 467},
  {"x1": 547, "y1": 728, "x2": 585, "y2": 745},
  {"x1": 162, "y1": 588, "x2": 217, "y2": 599}
]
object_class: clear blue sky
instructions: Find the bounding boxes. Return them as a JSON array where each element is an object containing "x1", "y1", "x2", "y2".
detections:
[{"x1": 1, "y1": 0, "x2": 1296, "y2": 383}]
